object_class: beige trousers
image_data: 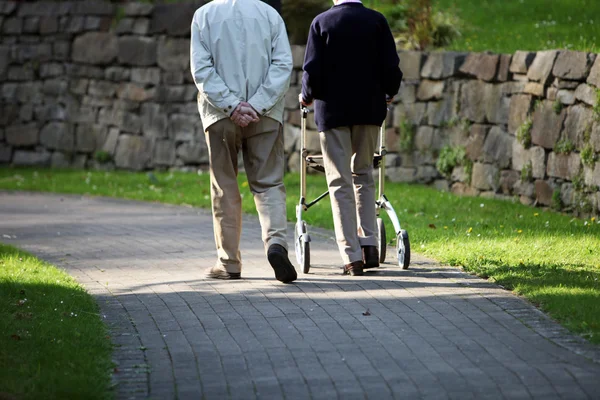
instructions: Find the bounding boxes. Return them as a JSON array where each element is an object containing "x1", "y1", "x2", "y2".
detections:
[
  {"x1": 319, "y1": 125, "x2": 379, "y2": 264},
  {"x1": 205, "y1": 117, "x2": 288, "y2": 273}
]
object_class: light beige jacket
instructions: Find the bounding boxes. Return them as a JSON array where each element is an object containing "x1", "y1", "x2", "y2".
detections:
[{"x1": 190, "y1": 0, "x2": 293, "y2": 129}]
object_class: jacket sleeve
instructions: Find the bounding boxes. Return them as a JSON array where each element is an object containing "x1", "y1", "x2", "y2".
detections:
[
  {"x1": 301, "y1": 19, "x2": 323, "y2": 104},
  {"x1": 247, "y1": 16, "x2": 293, "y2": 115},
  {"x1": 190, "y1": 13, "x2": 240, "y2": 114},
  {"x1": 380, "y1": 16, "x2": 402, "y2": 98}
]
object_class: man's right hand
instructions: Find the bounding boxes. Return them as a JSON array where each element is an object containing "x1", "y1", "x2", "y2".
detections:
[
  {"x1": 231, "y1": 102, "x2": 260, "y2": 127},
  {"x1": 298, "y1": 93, "x2": 312, "y2": 107}
]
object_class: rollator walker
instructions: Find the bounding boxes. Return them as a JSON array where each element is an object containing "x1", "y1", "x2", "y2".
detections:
[{"x1": 294, "y1": 104, "x2": 411, "y2": 274}]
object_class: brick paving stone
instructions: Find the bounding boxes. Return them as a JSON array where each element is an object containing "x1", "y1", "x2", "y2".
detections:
[{"x1": 2, "y1": 191, "x2": 600, "y2": 399}]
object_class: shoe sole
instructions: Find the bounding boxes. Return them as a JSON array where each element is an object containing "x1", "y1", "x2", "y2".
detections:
[
  {"x1": 267, "y1": 252, "x2": 297, "y2": 283},
  {"x1": 206, "y1": 271, "x2": 241, "y2": 280},
  {"x1": 343, "y1": 268, "x2": 364, "y2": 276}
]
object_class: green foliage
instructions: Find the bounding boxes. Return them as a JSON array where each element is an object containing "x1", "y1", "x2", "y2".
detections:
[
  {"x1": 516, "y1": 117, "x2": 533, "y2": 148},
  {"x1": 552, "y1": 99, "x2": 564, "y2": 115},
  {"x1": 572, "y1": 172, "x2": 586, "y2": 192},
  {"x1": 521, "y1": 161, "x2": 533, "y2": 183},
  {"x1": 398, "y1": 117, "x2": 415, "y2": 153},
  {"x1": 0, "y1": 244, "x2": 113, "y2": 399},
  {"x1": 282, "y1": 0, "x2": 330, "y2": 44},
  {"x1": 581, "y1": 143, "x2": 596, "y2": 167},
  {"x1": 551, "y1": 187, "x2": 562, "y2": 211},
  {"x1": 594, "y1": 88, "x2": 600, "y2": 121},
  {"x1": 94, "y1": 151, "x2": 112, "y2": 164},
  {"x1": 436, "y1": 145, "x2": 466, "y2": 176},
  {"x1": 554, "y1": 138, "x2": 575, "y2": 154}
]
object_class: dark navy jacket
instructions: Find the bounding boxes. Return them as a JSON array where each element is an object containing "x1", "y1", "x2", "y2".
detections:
[{"x1": 302, "y1": 3, "x2": 402, "y2": 132}]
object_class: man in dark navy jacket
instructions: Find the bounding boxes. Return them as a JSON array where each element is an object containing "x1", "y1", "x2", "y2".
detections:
[{"x1": 301, "y1": 0, "x2": 402, "y2": 276}]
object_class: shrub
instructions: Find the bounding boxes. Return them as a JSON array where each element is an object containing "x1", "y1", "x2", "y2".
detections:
[
  {"x1": 516, "y1": 117, "x2": 533, "y2": 148},
  {"x1": 581, "y1": 143, "x2": 596, "y2": 167},
  {"x1": 436, "y1": 145, "x2": 466, "y2": 176},
  {"x1": 94, "y1": 151, "x2": 112, "y2": 164},
  {"x1": 398, "y1": 117, "x2": 415, "y2": 153},
  {"x1": 521, "y1": 161, "x2": 533, "y2": 183},
  {"x1": 552, "y1": 99, "x2": 563, "y2": 114},
  {"x1": 551, "y1": 188, "x2": 562, "y2": 211},
  {"x1": 282, "y1": 0, "x2": 330, "y2": 44},
  {"x1": 554, "y1": 138, "x2": 575, "y2": 154}
]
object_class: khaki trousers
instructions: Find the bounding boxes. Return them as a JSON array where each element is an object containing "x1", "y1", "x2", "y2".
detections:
[
  {"x1": 205, "y1": 117, "x2": 288, "y2": 273},
  {"x1": 319, "y1": 125, "x2": 379, "y2": 264}
]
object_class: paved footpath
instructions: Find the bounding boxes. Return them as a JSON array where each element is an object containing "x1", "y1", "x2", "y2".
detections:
[{"x1": 1, "y1": 191, "x2": 600, "y2": 400}]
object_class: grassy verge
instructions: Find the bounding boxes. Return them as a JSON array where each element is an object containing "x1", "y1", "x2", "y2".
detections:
[
  {"x1": 0, "y1": 167, "x2": 599, "y2": 345},
  {"x1": 435, "y1": 0, "x2": 600, "y2": 53},
  {"x1": 0, "y1": 243, "x2": 113, "y2": 400}
]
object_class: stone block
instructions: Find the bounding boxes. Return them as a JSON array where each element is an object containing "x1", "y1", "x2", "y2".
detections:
[
  {"x1": 584, "y1": 163, "x2": 600, "y2": 188},
  {"x1": 496, "y1": 54, "x2": 512, "y2": 82},
  {"x1": 163, "y1": 70, "x2": 184, "y2": 85},
  {"x1": 169, "y1": 114, "x2": 196, "y2": 142},
  {"x1": 0, "y1": 144, "x2": 11, "y2": 163},
  {"x1": 464, "y1": 124, "x2": 488, "y2": 161},
  {"x1": 156, "y1": 86, "x2": 188, "y2": 102},
  {"x1": 459, "y1": 52, "x2": 499, "y2": 82},
  {"x1": 114, "y1": 134, "x2": 152, "y2": 170},
  {"x1": 116, "y1": 83, "x2": 156, "y2": 102},
  {"x1": 500, "y1": 170, "x2": 519, "y2": 195},
  {"x1": 132, "y1": 18, "x2": 150, "y2": 35},
  {"x1": 62, "y1": 16, "x2": 84, "y2": 33},
  {"x1": 12, "y1": 150, "x2": 51, "y2": 166},
  {"x1": 3, "y1": 17, "x2": 21, "y2": 34},
  {"x1": 471, "y1": 162, "x2": 499, "y2": 191},
  {"x1": 104, "y1": 67, "x2": 130, "y2": 82},
  {"x1": 153, "y1": 140, "x2": 176, "y2": 166},
  {"x1": 547, "y1": 87, "x2": 558, "y2": 101},
  {"x1": 592, "y1": 121, "x2": 600, "y2": 152},
  {"x1": 115, "y1": 18, "x2": 135, "y2": 34},
  {"x1": 71, "y1": 1, "x2": 115, "y2": 16},
  {"x1": 118, "y1": 36, "x2": 157, "y2": 66},
  {"x1": 23, "y1": 17, "x2": 40, "y2": 34},
  {"x1": 88, "y1": 80, "x2": 118, "y2": 97},
  {"x1": 451, "y1": 165, "x2": 469, "y2": 183},
  {"x1": 72, "y1": 32, "x2": 118, "y2": 65},
  {"x1": 40, "y1": 62, "x2": 65, "y2": 78},
  {"x1": 0, "y1": 2, "x2": 16, "y2": 15},
  {"x1": 562, "y1": 104, "x2": 594, "y2": 148},
  {"x1": 509, "y1": 51, "x2": 535, "y2": 74},
  {"x1": 451, "y1": 182, "x2": 479, "y2": 197},
  {"x1": 552, "y1": 51, "x2": 595, "y2": 81},
  {"x1": 527, "y1": 50, "x2": 558, "y2": 84},
  {"x1": 415, "y1": 166, "x2": 438, "y2": 183},
  {"x1": 157, "y1": 38, "x2": 189, "y2": 71},
  {"x1": 52, "y1": 41, "x2": 70, "y2": 61},
  {"x1": 534, "y1": 180, "x2": 554, "y2": 206},
  {"x1": 459, "y1": 80, "x2": 486, "y2": 123},
  {"x1": 421, "y1": 52, "x2": 466, "y2": 79},
  {"x1": 124, "y1": 2, "x2": 154, "y2": 16},
  {"x1": 8, "y1": 65, "x2": 34, "y2": 81},
  {"x1": 417, "y1": 80, "x2": 445, "y2": 101},
  {"x1": 414, "y1": 126, "x2": 434, "y2": 151},
  {"x1": 6, "y1": 123, "x2": 38, "y2": 146},
  {"x1": 427, "y1": 96, "x2": 454, "y2": 127},
  {"x1": 15, "y1": 43, "x2": 52, "y2": 63},
  {"x1": 508, "y1": 94, "x2": 533, "y2": 134},
  {"x1": 393, "y1": 102, "x2": 427, "y2": 126},
  {"x1": 98, "y1": 108, "x2": 141, "y2": 134},
  {"x1": 40, "y1": 122, "x2": 74, "y2": 151},
  {"x1": 546, "y1": 152, "x2": 581, "y2": 179},
  {"x1": 556, "y1": 90, "x2": 575, "y2": 105},
  {"x1": 176, "y1": 141, "x2": 208, "y2": 164},
  {"x1": 397, "y1": 83, "x2": 417, "y2": 104},
  {"x1": 131, "y1": 67, "x2": 161, "y2": 85},
  {"x1": 574, "y1": 84, "x2": 597, "y2": 106},
  {"x1": 39, "y1": 16, "x2": 58, "y2": 34},
  {"x1": 84, "y1": 16, "x2": 111, "y2": 31},
  {"x1": 523, "y1": 82, "x2": 545, "y2": 97},
  {"x1": 72, "y1": 106, "x2": 97, "y2": 124},
  {"x1": 560, "y1": 183, "x2": 575, "y2": 207},
  {"x1": 484, "y1": 84, "x2": 510, "y2": 124},
  {"x1": 141, "y1": 103, "x2": 168, "y2": 139},
  {"x1": 553, "y1": 78, "x2": 579, "y2": 89},
  {"x1": 531, "y1": 101, "x2": 566, "y2": 149},
  {"x1": 587, "y1": 56, "x2": 600, "y2": 88},
  {"x1": 512, "y1": 138, "x2": 528, "y2": 172},
  {"x1": 529, "y1": 146, "x2": 546, "y2": 179},
  {"x1": 291, "y1": 45, "x2": 305, "y2": 69},
  {"x1": 386, "y1": 167, "x2": 416, "y2": 183},
  {"x1": 399, "y1": 51, "x2": 425, "y2": 81},
  {"x1": 149, "y1": 3, "x2": 196, "y2": 36},
  {"x1": 482, "y1": 126, "x2": 511, "y2": 168},
  {"x1": 76, "y1": 124, "x2": 107, "y2": 153},
  {"x1": 0, "y1": 45, "x2": 10, "y2": 78}
]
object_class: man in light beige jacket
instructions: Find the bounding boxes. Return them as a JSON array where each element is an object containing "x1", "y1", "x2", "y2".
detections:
[{"x1": 190, "y1": 0, "x2": 296, "y2": 283}]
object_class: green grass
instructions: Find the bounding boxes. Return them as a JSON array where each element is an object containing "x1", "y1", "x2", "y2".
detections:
[
  {"x1": 0, "y1": 243, "x2": 113, "y2": 400},
  {"x1": 434, "y1": 0, "x2": 600, "y2": 53},
  {"x1": 1, "y1": 167, "x2": 599, "y2": 345}
]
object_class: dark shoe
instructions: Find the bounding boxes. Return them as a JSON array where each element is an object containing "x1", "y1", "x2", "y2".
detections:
[
  {"x1": 362, "y1": 245, "x2": 380, "y2": 269},
  {"x1": 205, "y1": 265, "x2": 241, "y2": 280},
  {"x1": 343, "y1": 260, "x2": 364, "y2": 276},
  {"x1": 267, "y1": 244, "x2": 297, "y2": 283}
]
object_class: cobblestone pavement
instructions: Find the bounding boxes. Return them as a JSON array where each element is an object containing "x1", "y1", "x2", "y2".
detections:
[{"x1": 1, "y1": 191, "x2": 599, "y2": 400}]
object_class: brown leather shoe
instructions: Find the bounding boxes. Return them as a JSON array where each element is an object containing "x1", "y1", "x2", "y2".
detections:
[
  {"x1": 362, "y1": 245, "x2": 380, "y2": 269},
  {"x1": 343, "y1": 260, "x2": 364, "y2": 276}
]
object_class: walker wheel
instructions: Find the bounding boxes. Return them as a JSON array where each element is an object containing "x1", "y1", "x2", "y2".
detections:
[
  {"x1": 396, "y1": 230, "x2": 410, "y2": 269},
  {"x1": 377, "y1": 218, "x2": 386, "y2": 263},
  {"x1": 295, "y1": 221, "x2": 310, "y2": 273}
]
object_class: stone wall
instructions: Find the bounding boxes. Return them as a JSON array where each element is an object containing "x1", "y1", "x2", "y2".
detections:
[
  {"x1": 1, "y1": 1, "x2": 599, "y2": 215},
  {"x1": 284, "y1": 49, "x2": 600, "y2": 215}
]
